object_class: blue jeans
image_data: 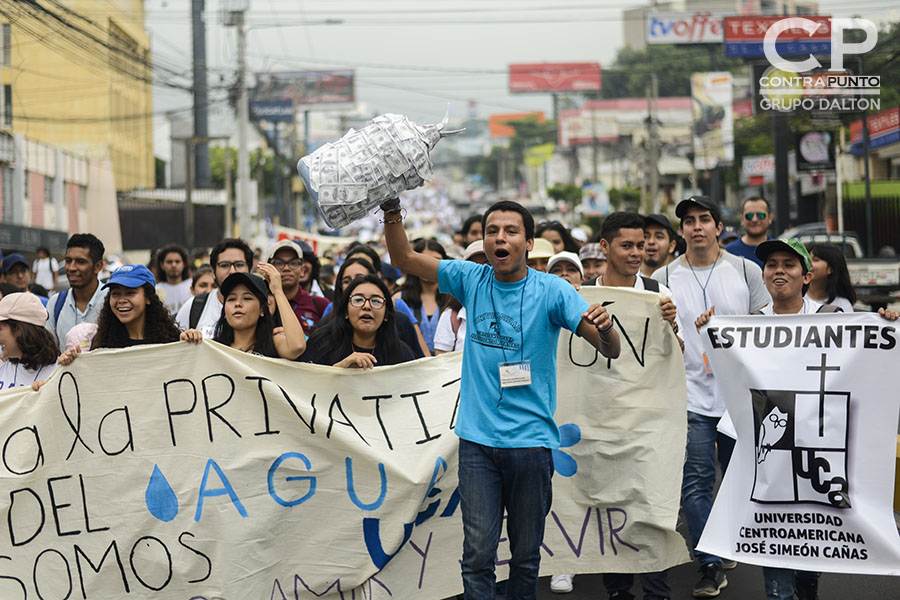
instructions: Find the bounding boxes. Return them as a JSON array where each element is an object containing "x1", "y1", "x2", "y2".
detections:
[
  {"x1": 762, "y1": 567, "x2": 820, "y2": 600},
  {"x1": 682, "y1": 411, "x2": 733, "y2": 567},
  {"x1": 458, "y1": 439, "x2": 553, "y2": 600},
  {"x1": 603, "y1": 570, "x2": 670, "y2": 599}
]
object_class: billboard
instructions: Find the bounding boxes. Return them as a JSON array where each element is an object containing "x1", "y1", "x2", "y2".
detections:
[
  {"x1": 253, "y1": 70, "x2": 355, "y2": 106},
  {"x1": 249, "y1": 98, "x2": 294, "y2": 122},
  {"x1": 558, "y1": 109, "x2": 619, "y2": 147},
  {"x1": 508, "y1": 62, "x2": 601, "y2": 93},
  {"x1": 691, "y1": 72, "x2": 734, "y2": 170},
  {"x1": 741, "y1": 153, "x2": 775, "y2": 185},
  {"x1": 488, "y1": 112, "x2": 546, "y2": 138},
  {"x1": 849, "y1": 106, "x2": 900, "y2": 155},
  {"x1": 645, "y1": 11, "x2": 726, "y2": 45},
  {"x1": 724, "y1": 16, "x2": 831, "y2": 58}
]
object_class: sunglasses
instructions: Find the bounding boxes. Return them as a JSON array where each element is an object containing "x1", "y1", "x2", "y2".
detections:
[
  {"x1": 349, "y1": 294, "x2": 386, "y2": 309},
  {"x1": 744, "y1": 212, "x2": 768, "y2": 221}
]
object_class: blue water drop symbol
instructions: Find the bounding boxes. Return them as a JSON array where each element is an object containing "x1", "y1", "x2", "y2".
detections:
[{"x1": 146, "y1": 464, "x2": 179, "y2": 522}]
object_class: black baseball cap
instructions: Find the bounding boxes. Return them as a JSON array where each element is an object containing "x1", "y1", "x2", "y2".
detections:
[
  {"x1": 219, "y1": 272, "x2": 270, "y2": 301},
  {"x1": 675, "y1": 196, "x2": 721, "y2": 223},
  {"x1": 643, "y1": 214, "x2": 676, "y2": 237}
]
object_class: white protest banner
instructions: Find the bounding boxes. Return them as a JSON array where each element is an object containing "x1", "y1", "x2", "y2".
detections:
[
  {"x1": 0, "y1": 287, "x2": 690, "y2": 598},
  {"x1": 546, "y1": 286, "x2": 691, "y2": 575},
  {"x1": 697, "y1": 313, "x2": 900, "y2": 575}
]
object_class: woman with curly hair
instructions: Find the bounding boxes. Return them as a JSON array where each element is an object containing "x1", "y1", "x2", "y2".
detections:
[
  {"x1": 58, "y1": 265, "x2": 180, "y2": 365},
  {"x1": 302, "y1": 274, "x2": 414, "y2": 368},
  {"x1": 0, "y1": 293, "x2": 59, "y2": 390},
  {"x1": 397, "y1": 238, "x2": 450, "y2": 352}
]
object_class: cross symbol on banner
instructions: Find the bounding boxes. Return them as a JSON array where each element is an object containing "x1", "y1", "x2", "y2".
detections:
[{"x1": 806, "y1": 353, "x2": 841, "y2": 437}]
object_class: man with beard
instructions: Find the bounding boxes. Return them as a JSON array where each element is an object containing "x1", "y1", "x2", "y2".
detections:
[
  {"x1": 45, "y1": 234, "x2": 107, "y2": 350},
  {"x1": 725, "y1": 196, "x2": 773, "y2": 267},
  {"x1": 156, "y1": 244, "x2": 193, "y2": 316}
]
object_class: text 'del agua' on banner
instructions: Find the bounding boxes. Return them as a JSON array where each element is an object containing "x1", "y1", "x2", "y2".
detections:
[
  {"x1": 0, "y1": 286, "x2": 689, "y2": 599},
  {"x1": 698, "y1": 313, "x2": 900, "y2": 575}
]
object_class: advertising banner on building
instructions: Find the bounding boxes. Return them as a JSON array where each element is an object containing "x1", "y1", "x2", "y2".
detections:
[
  {"x1": 508, "y1": 63, "x2": 601, "y2": 93},
  {"x1": 691, "y1": 72, "x2": 734, "y2": 170},
  {"x1": 645, "y1": 11, "x2": 726, "y2": 45},
  {"x1": 697, "y1": 314, "x2": 900, "y2": 575},
  {"x1": 0, "y1": 287, "x2": 689, "y2": 599},
  {"x1": 254, "y1": 71, "x2": 355, "y2": 107},
  {"x1": 724, "y1": 16, "x2": 831, "y2": 58}
]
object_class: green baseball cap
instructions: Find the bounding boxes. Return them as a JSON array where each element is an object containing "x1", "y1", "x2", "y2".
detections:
[{"x1": 755, "y1": 238, "x2": 812, "y2": 272}]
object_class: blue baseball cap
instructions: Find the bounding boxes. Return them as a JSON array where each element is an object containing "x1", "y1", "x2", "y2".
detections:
[
  {"x1": 102, "y1": 264, "x2": 157, "y2": 289},
  {"x1": 2, "y1": 253, "x2": 28, "y2": 274}
]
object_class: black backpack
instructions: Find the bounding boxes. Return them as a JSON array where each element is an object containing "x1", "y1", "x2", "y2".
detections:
[{"x1": 189, "y1": 293, "x2": 208, "y2": 329}]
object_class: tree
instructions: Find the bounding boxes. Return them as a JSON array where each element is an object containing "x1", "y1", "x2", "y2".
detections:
[
  {"x1": 602, "y1": 46, "x2": 745, "y2": 99},
  {"x1": 210, "y1": 146, "x2": 275, "y2": 195}
]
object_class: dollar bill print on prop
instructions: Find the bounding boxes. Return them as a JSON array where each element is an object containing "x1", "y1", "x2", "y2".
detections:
[
  {"x1": 697, "y1": 313, "x2": 900, "y2": 575},
  {"x1": 297, "y1": 112, "x2": 464, "y2": 229},
  {"x1": 0, "y1": 288, "x2": 691, "y2": 599}
]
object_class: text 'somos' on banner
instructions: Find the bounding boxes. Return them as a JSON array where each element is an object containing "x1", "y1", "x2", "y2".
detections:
[
  {"x1": 0, "y1": 286, "x2": 689, "y2": 599},
  {"x1": 698, "y1": 313, "x2": 900, "y2": 575}
]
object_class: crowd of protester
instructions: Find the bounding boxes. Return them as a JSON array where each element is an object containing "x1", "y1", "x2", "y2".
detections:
[{"x1": 0, "y1": 191, "x2": 896, "y2": 600}]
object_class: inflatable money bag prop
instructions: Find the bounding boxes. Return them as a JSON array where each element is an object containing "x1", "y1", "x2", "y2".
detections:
[{"x1": 297, "y1": 112, "x2": 464, "y2": 229}]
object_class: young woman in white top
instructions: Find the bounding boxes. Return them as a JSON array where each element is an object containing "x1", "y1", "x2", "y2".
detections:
[{"x1": 0, "y1": 293, "x2": 59, "y2": 390}]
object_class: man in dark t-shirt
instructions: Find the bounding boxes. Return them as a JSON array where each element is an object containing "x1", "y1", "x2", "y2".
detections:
[{"x1": 266, "y1": 240, "x2": 330, "y2": 335}]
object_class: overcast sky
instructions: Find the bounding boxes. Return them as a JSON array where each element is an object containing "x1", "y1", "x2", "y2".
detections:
[{"x1": 145, "y1": 0, "x2": 899, "y2": 160}]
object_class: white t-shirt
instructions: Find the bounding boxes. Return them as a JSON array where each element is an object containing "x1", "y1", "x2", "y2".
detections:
[
  {"x1": 653, "y1": 252, "x2": 771, "y2": 417},
  {"x1": 808, "y1": 295, "x2": 853, "y2": 313},
  {"x1": 175, "y1": 292, "x2": 223, "y2": 340},
  {"x1": 0, "y1": 360, "x2": 56, "y2": 392},
  {"x1": 32, "y1": 257, "x2": 59, "y2": 290},
  {"x1": 433, "y1": 307, "x2": 467, "y2": 352},
  {"x1": 758, "y1": 297, "x2": 824, "y2": 316},
  {"x1": 157, "y1": 280, "x2": 194, "y2": 316}
]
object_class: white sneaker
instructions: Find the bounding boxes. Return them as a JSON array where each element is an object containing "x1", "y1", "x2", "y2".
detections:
[{"x1": 550, "y1": 574, "x2": 574, "y2": 593}]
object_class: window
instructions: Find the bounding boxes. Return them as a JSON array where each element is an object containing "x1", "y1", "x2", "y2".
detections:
[
  {"x1": 45, "y1": 175, "x2": 54, "y2": 207},
  {"x1": 0, "y1": 24, "x2": 9, "y2": 66},
  {"x1": 3, "y1": 84, "x2": 10, "y2": 126},
  {"x1": 78, "y1": 185, "x2": 87, "y2": 210}
]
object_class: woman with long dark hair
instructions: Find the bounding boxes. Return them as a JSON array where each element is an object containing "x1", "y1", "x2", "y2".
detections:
[
  {"x1": 807, "y1": 243, "x2": 856, "y2": 312},
  {"x1": 536, "y1": 220, "x2": 579, "y2": 254},
  {"x1": 322, "y1": 257, "x2": 426, "y2": 358},
  {"x1": 181, "y1": 265, "x2": 306, "y2": 359},
  {"x1": 303, "y1": 274, "x2": 414, "y2": 368},
  {"x1": 397, "y1": 238, "x2": 449, "y2": 352},
  {"x1": 0, "y1": 293, "x2": 59, "y2": 390},
  {"x1": 58, "y1": 265, "x2": 181, "y2": 365}
]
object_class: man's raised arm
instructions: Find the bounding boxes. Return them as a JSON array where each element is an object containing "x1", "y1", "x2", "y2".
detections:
[{"x1": 381, "y1": 198, "x2": 441, "y2": 282}]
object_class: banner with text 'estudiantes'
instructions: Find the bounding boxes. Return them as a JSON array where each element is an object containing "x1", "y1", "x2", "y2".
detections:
[{"x1": 698, "y1": 313, "x2": 900, "y2": 574}]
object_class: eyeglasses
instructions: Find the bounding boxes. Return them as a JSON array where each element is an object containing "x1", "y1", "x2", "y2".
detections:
[
  {"x1": 744, "y1": 212, "x2": 768, "y2": 221},
  {"x1": 270, "y1": 259, "x2": 303, "y2": 269},
  {"x1": 349, "y1": 294, "x2": 386, "y2": 309},
  {"x1": 216, "y1": 261, "x2": 248, "y2": 271}
]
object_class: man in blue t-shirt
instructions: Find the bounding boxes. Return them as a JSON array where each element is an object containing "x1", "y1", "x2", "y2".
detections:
[
  {"x1": 383, "y1": 198, "x2": 620, "y2": 599},
  {"x1": 725, "y1": 196, "x2": 773, "y2": 267}
]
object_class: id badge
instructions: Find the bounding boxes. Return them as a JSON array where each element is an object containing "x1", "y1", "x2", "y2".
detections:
[{"x1": 499, "y1": 361, "x2": 531, "y2": 388}]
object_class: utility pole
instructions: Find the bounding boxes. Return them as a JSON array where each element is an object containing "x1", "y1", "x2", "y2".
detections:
[
  {"x1": 191, "y1": 0, "x2": 211, "y2": 188},
  {"x1": 236, "y1": 12, "x2": 252, "y2": 239},
  {"x1": 273, "y1": 122, "x2": 282, "y2": 225},
  {"x1": 646, "y1": 73, "x2": 660, "y2": 213},
  {"x1": 174, "y1": 134, "x2": 231, "y2": 250}
]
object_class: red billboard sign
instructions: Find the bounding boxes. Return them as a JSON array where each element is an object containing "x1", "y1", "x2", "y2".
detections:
[
  {"x1": 508, "y1": 63, "x2": 601, "y2": 93},
  {"x1": 849, "y1": 106, "x2": 900, "y2": 144},
  {"x1": 723, "y1": 16, "x2": 831, "y2": 41},
  {"x1": 254, "y1": 71, "x2": 355, "y2": 106}
]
